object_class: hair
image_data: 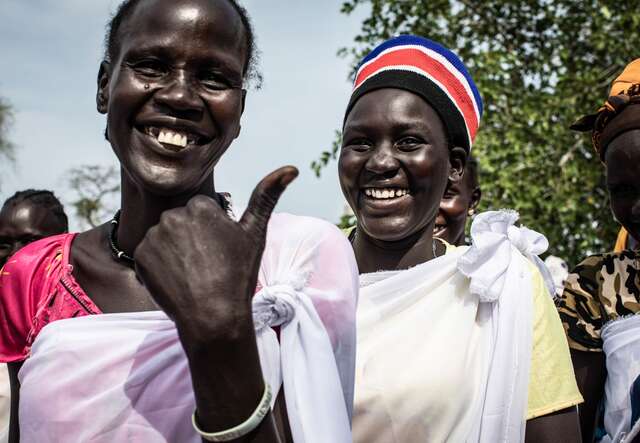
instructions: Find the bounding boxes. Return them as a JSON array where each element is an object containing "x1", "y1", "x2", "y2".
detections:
[
  {"x1": 104, "y1": 0, "x2": 261, "y2": 87},
  {"x1": 2, "y1": 189, "x2": 69, "y2": 233},
  {"x1": 465, "y1": 155, "x2": 480, "y2": 189}
]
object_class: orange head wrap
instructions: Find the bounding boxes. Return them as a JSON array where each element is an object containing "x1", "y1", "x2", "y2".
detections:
[{"x1": 571, "y1": 59, "x2": 640, "y2": 161}]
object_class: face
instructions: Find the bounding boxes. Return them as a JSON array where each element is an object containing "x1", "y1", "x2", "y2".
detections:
[
  {"x1": 434, "y1": 168, "x2": 480, "y2": 245},
  {"x1": 605, "y1": 129, "x2": 640, "y2": 242},
  {"x1": 0, "y1": 202, "x2": 65, "y2": 267},
  {"x1": 97, "y1": 0, "x2": 247, "y2": 196},
  {"x1": 339, "y1": 88, "x2": 464, "y2": 242}
]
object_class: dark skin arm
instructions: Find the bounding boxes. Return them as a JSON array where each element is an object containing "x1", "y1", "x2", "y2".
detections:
[
  {"x1": 571, "y1": 349, "x2": 607, "y2": 443},
  {"x1": 525, "y1": 406, "x2": 581, "y2": 443},
  {"x1": 7, "y1": 361, "x2": 22, "y2": 443},
  {"x1": 134, "y1": 167, "x2": 297, "y2": 443}
]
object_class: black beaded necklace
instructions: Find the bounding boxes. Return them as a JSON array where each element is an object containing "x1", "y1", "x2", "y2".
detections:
[{"x1": 109, "y1": 193, "x2": 235, "y2": 265}]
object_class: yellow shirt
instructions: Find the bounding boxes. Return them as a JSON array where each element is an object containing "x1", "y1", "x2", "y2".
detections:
[{"x1": 526, "y1": 264, "x2": 583, "y2": 418}]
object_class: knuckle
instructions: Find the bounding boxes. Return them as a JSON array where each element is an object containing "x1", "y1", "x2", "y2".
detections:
[{"x1": 188, "y1": 195, "x2": 216, "y2": 214}]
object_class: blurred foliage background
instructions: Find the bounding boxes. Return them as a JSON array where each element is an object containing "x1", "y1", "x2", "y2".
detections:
[{"x1": 314, "y1": 0, "x2": 640, "y2": 266}]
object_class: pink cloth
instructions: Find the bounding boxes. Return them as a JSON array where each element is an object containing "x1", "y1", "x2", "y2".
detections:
[{"x1": 0, "y1": 234, "x2": 100, "y2": 362}]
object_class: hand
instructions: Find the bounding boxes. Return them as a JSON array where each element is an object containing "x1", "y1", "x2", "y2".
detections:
[{"x1": 133, "y1": 166, "x2": 298, "y2": 344}]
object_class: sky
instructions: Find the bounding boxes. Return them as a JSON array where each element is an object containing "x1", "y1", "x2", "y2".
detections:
[{"x1": 0, "y1": 0, "x2": 369, "y2": 230}]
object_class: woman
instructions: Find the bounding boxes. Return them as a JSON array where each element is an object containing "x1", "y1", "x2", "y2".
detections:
[
  {"x1": 0, "y1": 189, "x2": 69, "y2": 443},
  {"x1": 0, "y1": 189, "x2": 69, "y2": 268},
  {"x1": 338, "y1": 35, "x2": 583, "y2": 442},
  {"x1": 434, "y1": 155, "x2": 481, "y2": 246},
  {"x1": 0, "y1": 1, "x2": 358, "y2": 442},
  {"x1": 558, "y1": 59, "x2": 640, "y2": 443}
]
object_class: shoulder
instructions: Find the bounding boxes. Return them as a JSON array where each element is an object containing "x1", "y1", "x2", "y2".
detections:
[
  {"x1": 1, "y1": 233, "x2": 72, "y2": 285},
  {"x1": 266, "y1": 213, "x2": 351, "y2": 251},
  {"x1": 0, "y1": 233, "x2": 75, "y2": 362}
]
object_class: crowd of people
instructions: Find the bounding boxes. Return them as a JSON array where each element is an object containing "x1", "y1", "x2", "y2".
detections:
[{"x1": 0, "y1": 0, "x2": 639, "y2": 442}]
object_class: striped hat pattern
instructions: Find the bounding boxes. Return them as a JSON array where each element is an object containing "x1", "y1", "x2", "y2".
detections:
[{"x1": 345, "y1": 35, "x2": 483, "y2": 152}]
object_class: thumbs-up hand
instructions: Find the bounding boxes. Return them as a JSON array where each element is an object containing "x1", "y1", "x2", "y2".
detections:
[{"x1": 133, "y1": 166, "x2": 298, "y2": 343}]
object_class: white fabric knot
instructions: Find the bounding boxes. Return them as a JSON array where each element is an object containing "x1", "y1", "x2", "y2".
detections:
[
  {"x1": 252, "y1": 284, "x2": 299, "y2": 331},
  {"x1": 458, "y1": 210, "x2": 551, "y2": 303}
]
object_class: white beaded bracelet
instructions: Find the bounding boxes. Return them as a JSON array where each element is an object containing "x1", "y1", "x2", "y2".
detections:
[{"x1": 192, "y1": 382, "x2": 273, "y2": 442}]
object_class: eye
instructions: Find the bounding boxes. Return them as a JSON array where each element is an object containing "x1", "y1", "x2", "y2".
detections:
[
  {"x1": 344, "y1": 138, "x2": 372, "y2": 152},
  {"x1": 396, "y1": 136, "x2": 424, "y2": 151},
  {"x1": 200, "y1": 71, "x2": 234, "y2": 91},
  {"x1": 128, "y1": 58, "x2": 169, "y2": 78}
]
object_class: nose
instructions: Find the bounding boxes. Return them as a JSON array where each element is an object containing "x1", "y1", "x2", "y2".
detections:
[
  {"x1": 365, "y1": 143, "x2": 400, "y2": 177},
  {"x1": 153, "y1": 70, "x2": 203, "y2": 118}
]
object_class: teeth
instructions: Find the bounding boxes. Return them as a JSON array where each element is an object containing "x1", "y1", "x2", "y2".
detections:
[
  {"x1": 363, "y1": 188, "x2": 409, "y2": 199},
  {"x1": 152, "y1": 127, "x2": 191, "y2": 148}
]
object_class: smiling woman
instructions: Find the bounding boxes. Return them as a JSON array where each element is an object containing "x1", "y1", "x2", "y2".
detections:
[
  {"x1": 0, "y1": 1, "x2": 358, "y2": 442},
  {"x1": 338, "y1": 35, "x2": 583, "y2": 443},
  {"x1": 558, "y1": 59, "x2": 640, "y2": 443}
]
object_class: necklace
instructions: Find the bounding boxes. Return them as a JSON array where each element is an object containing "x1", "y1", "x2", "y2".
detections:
[
  {"x1": 348, "y1": 228, "x2": 440, "y2": 258},
  {"x1": 109, "y1": 193, "x2": 235, "y2": 264}
]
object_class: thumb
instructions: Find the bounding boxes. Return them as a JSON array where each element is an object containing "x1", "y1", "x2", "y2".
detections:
[{"x1": 240, "y1": 166, "x2": 298, "y2": 236}]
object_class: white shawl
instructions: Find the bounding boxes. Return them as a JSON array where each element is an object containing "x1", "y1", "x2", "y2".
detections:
[
  {"x1": 354, "y1": 210, "x2": 547, "y2": 443},
  {"x1": 600, "y1": 314, "x2": 640, "y2": 443},
  {"x1": 17, "y1": 213, "x2": 358, "y2": 443}
]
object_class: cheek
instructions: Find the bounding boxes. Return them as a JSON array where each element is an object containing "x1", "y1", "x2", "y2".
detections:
[
  {"x1": 206, "y1": 93, "x2": 243, "y2": 126},
  {"x1": 338, "y1": 152, "x2": 361, "y2": 194}
]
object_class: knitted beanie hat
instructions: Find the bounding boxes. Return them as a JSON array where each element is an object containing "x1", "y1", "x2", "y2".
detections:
[{"x1": 344, "y1": 35, "x2": 483, "y2": 152}]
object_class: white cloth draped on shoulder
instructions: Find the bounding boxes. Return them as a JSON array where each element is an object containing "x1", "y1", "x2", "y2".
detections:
[
  {"x1": 354, "y1": 210, "x2": 545, "y2": 443},
  {"x1": 600, "y1": 314, "x2": 640, "y2": 443},
  {"x1": 17, "y1": 213, "x2": 358, "y2": 443}
]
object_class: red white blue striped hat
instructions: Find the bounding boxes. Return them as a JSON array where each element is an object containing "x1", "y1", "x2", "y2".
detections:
[{"x1": 345, "y1": 35, "x2": 483, "y2": 152}]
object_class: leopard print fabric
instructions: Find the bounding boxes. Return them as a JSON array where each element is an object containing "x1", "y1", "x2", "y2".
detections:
[{"x1": 557, "y1": 249, "x2": 640, "y2": 352}]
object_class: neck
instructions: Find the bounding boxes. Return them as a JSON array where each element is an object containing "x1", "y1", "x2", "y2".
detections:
[
  {"x1": 352, "y1": 222, "x2": 437, "y2": 274},
  {"x1": 116, "y1": 170, "x2": 218, "y2": 258}
]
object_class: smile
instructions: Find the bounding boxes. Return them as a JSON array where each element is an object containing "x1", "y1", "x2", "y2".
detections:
[
  {"x1": 363, "y1": 187, "x2": 410, "y2": 200},
  {"x1": 143, "y1": 126, "x2": 207, "y2": 150}
]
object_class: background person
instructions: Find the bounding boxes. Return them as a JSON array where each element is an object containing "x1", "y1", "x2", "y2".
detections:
[
  {"x1": 558, "y1": 59, "x2": 640, "y2": 443},
  {"x1": 0, "y1": 189, "x2": 68, "y2": 268},
  {"x1": 0, "y1": 189, "x2": 68, "y2": 443},
  {"x1": 433, "y1": 155, "x2": 481, "y2": 246}
]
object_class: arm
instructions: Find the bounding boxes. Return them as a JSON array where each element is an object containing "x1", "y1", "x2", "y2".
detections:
[
  {"x1": 525, "y1": 406, "x2": 581, "y2": 443},
  {"x1": 7, "y1": 361, "x2": 23, "y2": 443},
  {"x1": 571, "y1": 349, "x2": 607, "y2": 443},
  {"x1": 134, "y1": 167, "x2": 297, "y2": 443}
]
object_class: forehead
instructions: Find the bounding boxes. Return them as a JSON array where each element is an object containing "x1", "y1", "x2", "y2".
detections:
[
  {"x1": 0, "y1": 201, "x2": 54, "y2": 234},
  {"x1": 606, "y1": 129, "x2": 640, "y2": 179},
  {"x1": 117, "y1": 0, "x2": 246, "y2": 64},
  {"x1": 345, "y1": 88, "x2": 446, "y2": 134}
]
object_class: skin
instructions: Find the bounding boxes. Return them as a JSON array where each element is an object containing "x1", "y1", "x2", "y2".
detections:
[
  {"x1": 339, "y1": 87, "x2": 580, "y2": 441},
  {"x1": 433, "y1": 166, "x2": 481, "y2": 246},
  {"x1": 8, "y1": 1, "x2": 297, "y2": 442},
  {"x1": 572, "y1": 129, "x2": 640, "y2": 443},
  {"x1": 0, "y1": 201, "x2": 66, "y2": 268}
]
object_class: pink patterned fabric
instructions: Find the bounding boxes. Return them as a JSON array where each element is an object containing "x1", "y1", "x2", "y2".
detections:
[{"x1": 0, "y1": 234, "x2": 101, "y2": 363}]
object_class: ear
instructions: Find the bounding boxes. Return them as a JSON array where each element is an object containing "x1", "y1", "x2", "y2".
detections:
[
  {"x1": 448, "y1": 146, "x2": 467, "y2": 184},
  {"x1": 96, "y1": 61, "x2": 111, "y2": 114},
  {"x1": 470, "y1": 186, "x2": 482, "y2": 210}
]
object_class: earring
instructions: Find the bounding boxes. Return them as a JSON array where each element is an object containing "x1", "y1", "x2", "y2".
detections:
[
  {"x1": 144, "y1": 83, "x2": 150, "y2": 90},
  {"x1": 467, "y1": 209, "x2": 475, "y2": 216}
]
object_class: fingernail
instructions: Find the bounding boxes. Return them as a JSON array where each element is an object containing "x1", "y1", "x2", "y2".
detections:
[{"x1": 279, "y1": 169, "x2": 298, "y2": 187}]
